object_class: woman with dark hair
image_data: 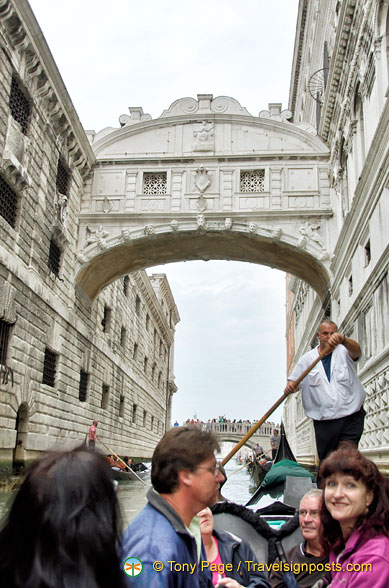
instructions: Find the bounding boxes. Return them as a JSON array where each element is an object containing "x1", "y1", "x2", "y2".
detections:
[
  {"x1": 318, "y1": 443, "x2": 389, "y2": 587},
  {"x1": 0, "y1": 445, "x2": 126, "y2": 588}
]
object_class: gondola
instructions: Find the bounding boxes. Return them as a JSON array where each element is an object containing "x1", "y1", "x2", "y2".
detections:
[
  {"x1": 212, "y1": 423, "x2": 316, "y2": 565},
  {"x1": 111, "y1": 462, "x2": 149, "y2": 481}
]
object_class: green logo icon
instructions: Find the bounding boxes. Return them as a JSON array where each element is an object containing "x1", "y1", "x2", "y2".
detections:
[{"x1": 124, "y1": 557, "x2": 143, "y2": 577}]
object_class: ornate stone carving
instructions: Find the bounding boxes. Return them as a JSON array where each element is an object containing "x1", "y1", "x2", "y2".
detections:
[
  {"x1": 144, "y1": 224, "x2": 155, "y2": 236},
  {"x1": 160, "y1": 94, "x2": 251, "y2": 118},
  {"x1": 299, "y1": 222, "x2": 323, "y2": 248},
  {"x1": 55, "y1": 192, "x2": 68, "y2": 224},
  {"x1": 193, "y1": 122, "x2": 214, "y2": 152},
  {"x1": 259, "y1": 103, "x2": 292, "y2": 121},
  {"x1": 194, "y1": 167, "x2": 211, "y2": 193},
  {"x1": 248, "y1": 222, "x2": 257, "y2": 233},
  {"x1": 87, "y1": 225, "x2": 109, "y2": 250},
  {"x1": 196, "y1": 214, "x2": 206, "y2": 231},
  {"x1": 170, "y1": 220, "x2": 178, "y2": 231},
  {"x1": 224, "y1": 218, "x2": 232, "y2": 230},
  {"x1": 102, "y1": 196, "x2": 112, "y2": 213},
  {"x1": 119, "y1": 107, "x2": 152, "y2": 127},
  {"x1": 121, "y1": 228, "x2": 132, "y2": 241},
  {"x1": 271, "y1": 227, "x2": 282, "y2": 240}
]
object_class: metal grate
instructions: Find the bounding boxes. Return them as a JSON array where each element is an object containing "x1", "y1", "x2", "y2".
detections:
[
  {"x1": 143, "y1": 172, "x2": 167, "y2": 195},
  {"x1": 79, "y1": 370, "x2": 89, "y2": 402},
  {"x1": 240, "y1": 170, "x2": 265, "y2": 193},
  {"x1": 0, "y1": 175, "x2": 18, "y2": 228},
  {"x1": 42, "y1": 348, "x2": 57, "y2": 387},
  {"x1": 0, "y1": 319, "x2": 11, "y2": 364},
  {"x1": 9, "y1": 75, "x2": 31, "y2": 135},
  {"x1": 48, "y1": 239, "x2": 61, "y2": 276},
  {"x1": 56, "y1": 158, "x2": 70, "y2": 196}
]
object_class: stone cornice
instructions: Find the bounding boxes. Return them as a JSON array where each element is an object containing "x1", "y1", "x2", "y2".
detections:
[
  {"x1": 0, "y1": 0, "x2": 95, "y2": 175},
  {"x1": 330, "y1": 99, "x2": 389, "y2": 286},
  {"x1": 289, "y1": 0, "x2": 308, "y2": 119},
  {"x1": 132, "y1": 271, "x2": 175, "y2": 345},
  {"x1": 149, "y1": 273, "x2": 180, "y2": 327}
]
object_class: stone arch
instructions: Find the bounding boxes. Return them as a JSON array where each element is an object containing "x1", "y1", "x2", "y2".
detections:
[
  {"x1": 76, "y1": 224, "x2": 331, "y2": 301},
  {"x1": 13, "y1": 402, "x2": 29, "y2": 472}
]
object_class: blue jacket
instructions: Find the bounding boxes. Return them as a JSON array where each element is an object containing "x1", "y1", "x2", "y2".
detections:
[
  {"x1": 213, "y1": 527, "x2": 271, "y2": 587},
  {"x1": 121, "y1": 487, "x2": 213, "y2": 587}
]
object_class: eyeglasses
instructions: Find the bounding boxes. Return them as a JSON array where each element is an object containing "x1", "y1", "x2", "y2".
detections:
[
  {"x1": 196, "y1": 465, "x2": 222, "y2": 476},
  {"x1": 298, "y1": 509, "x2": 320, "y2": 518}
]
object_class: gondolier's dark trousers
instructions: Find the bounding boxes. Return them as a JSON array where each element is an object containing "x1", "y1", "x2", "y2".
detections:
[{"x1": 313, "y1": 406, "x2": 365, "y2": 461}]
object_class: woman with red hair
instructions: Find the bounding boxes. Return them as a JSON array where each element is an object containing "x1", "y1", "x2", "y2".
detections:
[{"x1": 318, "y1": 443, "x2": 389, "y2": 587}]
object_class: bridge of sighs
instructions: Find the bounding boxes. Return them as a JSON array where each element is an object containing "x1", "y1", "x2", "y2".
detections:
[{"x1": 75, "y1": 94, "x2": 333, "y2": 303}]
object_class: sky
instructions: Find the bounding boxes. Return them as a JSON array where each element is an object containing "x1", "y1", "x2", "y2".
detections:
[{"x1": 28, "y1": 0, "x2": 300, "y2": 424}]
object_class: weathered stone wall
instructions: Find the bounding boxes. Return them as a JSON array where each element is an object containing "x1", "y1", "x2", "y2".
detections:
[
  {"x1": 285, "y1": 0, "x2": 389, "y2": 468},
  {"x1": 0, "y1": 0, "x2": 178, "y2": 471}
]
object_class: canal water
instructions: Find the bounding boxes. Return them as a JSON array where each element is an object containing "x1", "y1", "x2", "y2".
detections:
[{"x1": 0, "y1": 452, "x2": 255, "y2": 528}]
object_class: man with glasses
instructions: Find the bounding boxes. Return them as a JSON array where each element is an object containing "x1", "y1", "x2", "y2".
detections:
[
  {"x1": 269, "y1": 490, "x2": 330, "y2": 587},
  {"x1": 121, "y1": 426, "x2": 224, "y2": 586}
]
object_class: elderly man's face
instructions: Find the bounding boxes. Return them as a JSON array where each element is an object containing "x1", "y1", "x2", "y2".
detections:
[{"x1": 299, "y1": 495, "x2": 322, "y2": 542}]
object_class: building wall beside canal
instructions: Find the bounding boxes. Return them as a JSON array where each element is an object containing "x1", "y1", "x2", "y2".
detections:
[{"x1": 0, "y1": 1, "x2": 179, "y2": 474}]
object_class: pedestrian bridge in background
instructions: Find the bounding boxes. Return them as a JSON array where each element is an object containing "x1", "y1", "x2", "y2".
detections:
[{"x1": 204, "y1": 422, "x2": 274, "y2": 452}]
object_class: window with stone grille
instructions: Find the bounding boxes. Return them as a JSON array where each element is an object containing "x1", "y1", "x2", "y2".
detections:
[
  {"x1": 56, "y1": 158, "x2": 70, "y2": 196},
  {"x1": 48, "y1": 238, "x2": 61, "y2": 276},
  {"x1": 132, "y1": 403, "x2": 137, "y2": 424},
  {"x1": 42, "y1": 347, "x2": 57, "y2": 387},
  {"x1": 151, "y1": 415, "x2": 154, "y2": 431},
  {"x1": 143, "y1": 172, "x2": 167, "y2": 195},
  {"x1": 143, "y1": 409, "x2": 147, "y2": 427},
  {"x1": 101, "y1": 384, "x2": 109, "y2": 409},
  {"x1": 0, "y1": 319, "x2": 11, "y2": 364},
  {"x1": 79, "y1": 370, "x2": 89, "y2": 402},
  {"x1": 0, "y1": 175, "x2": 18, "y2": 228},
  {"x1": 240, "y1": 170, "x2": 265, "y2": 193},
  {"x1": 9, "y1": 75, "x2": 31, "y2": 135}
]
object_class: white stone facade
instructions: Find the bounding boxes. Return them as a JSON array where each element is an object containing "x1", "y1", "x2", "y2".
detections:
[
  {"x1": 0, "y1": 0, "x2": 179, "y2": 469},
  {"x1": 284, "y1": 0, "x2": 389, "y2": 469}
]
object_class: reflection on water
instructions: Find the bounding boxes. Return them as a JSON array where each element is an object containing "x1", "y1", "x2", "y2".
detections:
[{"x1": 0, "y1": 457, "x2": 255, "y2": 528}]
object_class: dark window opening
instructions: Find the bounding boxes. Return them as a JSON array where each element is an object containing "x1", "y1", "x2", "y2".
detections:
[
  {"x1": 0, "y1": 175, "x2": 18, "y2": 228},
  {"x1": 120, "y1": 326, "x2": 126, "y2": 347},
  {"x1": 132, "y1": 403, "x2": 137, "y2": 424},
  {"x1": 133, "y1": 342, "x2": 138, "y2": 360},
  {"x1": 123, "y1": 275, "x2": 129, "y2": 296},
  {"x1": 348, "y1": 275, "x2": 353, "y2": 296},
  {"x1": 135, "y1": 295, "x2": 141, "y2": 315},
  {"x1": 56, "y1": 158, "x2": 70, "y2": 196},
  {"x1": 9, "y1": 75, "x2": 31, "y2": 134},
  {"x1": 102, "y1": 306, "x2": 111, "y2": 332},
  {"x1": 0, "y1": 319, "x2": 11, "y2": 364},
  {"x1": 143, "y1": 409, "x2": 147, "y2": 427},
  {"x1": 119, "y1": 395, "x2": 125, "y2": 417},
  {"x1": 42, "y1": 348, "x2": 57, "y2": 387},
  {"x1": 79, "y1": 370, "x2": 89, "y2": 402},
  {"x1": 101, "y1": 384, "x2": 109, "y2": 409},
  {"x1": 48, "y1": 239, "x2": 61, "y2": 276},
  {"x1": 364, "y1": 240, "x2": 371, "y2": 266}
]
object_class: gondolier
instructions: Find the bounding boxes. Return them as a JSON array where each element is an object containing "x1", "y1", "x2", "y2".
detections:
[
  {"x1": 88, "y1": 420, "x2": 98, "y2": 450},
  {"x1": 284, "y1": 320, "x2": 365, "y2": 461}
]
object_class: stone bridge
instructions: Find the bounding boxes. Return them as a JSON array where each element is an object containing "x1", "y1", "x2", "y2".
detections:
[
  {"x1": 75, "y1": 94, "x2": 333, "y2": 305},
  {"x1": 203, "y1": 422, "x2": 274, "y2": 452}
]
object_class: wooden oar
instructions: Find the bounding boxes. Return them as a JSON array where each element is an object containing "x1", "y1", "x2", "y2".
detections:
[
  {"x1": 96, "y1": 435, "x2": 148, "y2": 487},
  {"x1": 221, "y1": 344, "x2": 332, "y2": 467},
  {"x1": 228, "y1": 446, "x2": 273, "y2": 477}
]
